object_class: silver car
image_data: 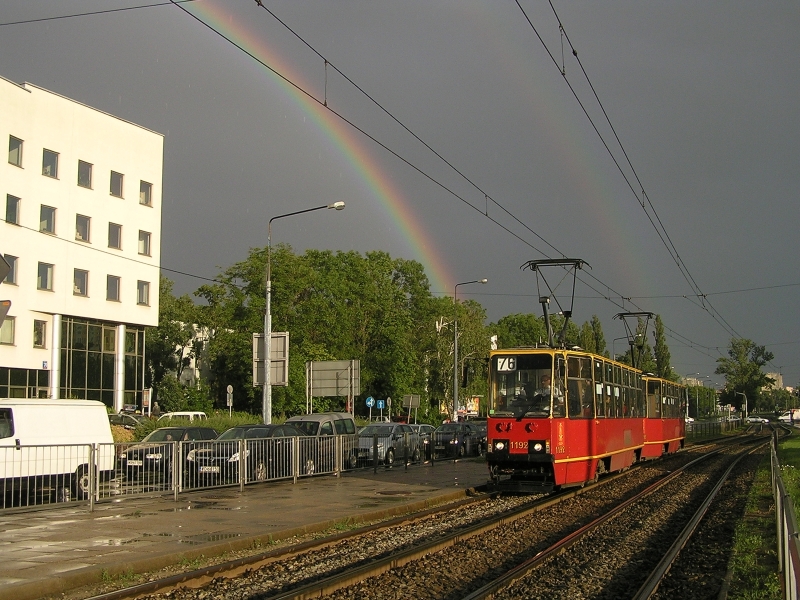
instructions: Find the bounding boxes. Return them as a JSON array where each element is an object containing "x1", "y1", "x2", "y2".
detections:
[
  {"x1": 355, "y1": 423, "x2": 419, "y2": 466},
  {"x1": 409, "y1": 424, "x2": 436, "y2": 461}
]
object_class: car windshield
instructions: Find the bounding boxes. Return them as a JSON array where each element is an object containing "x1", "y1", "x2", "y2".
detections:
[
  {"x1": 360, "y1": 425, "x2": 393, "y2": 436},
  {"x1": 437, "y1": 424, "x2": 461, "y2": 434},
  {"x1": 143, "y1": 429, "x2": 183, "y2": 442},
  {"x1": 289, "y1": 421, "x2": 319, "y2": 436},
  {"x1": 217, "y1": 427, "x2": 247, "y2": 440}
]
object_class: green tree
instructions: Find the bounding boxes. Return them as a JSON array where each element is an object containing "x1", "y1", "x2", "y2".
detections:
[
  {"x1": 715, "y1": 338, "x2": 775, "y2": 412},
  {"x1": 490, "y1": 313, "x2": 547, "y2": 348},
  {"x1": 145, "y1": 276, "x2": 200, "y2": 392},
  {"x1": 652, "y1": 315, "x2": 674, "y2": 379}
]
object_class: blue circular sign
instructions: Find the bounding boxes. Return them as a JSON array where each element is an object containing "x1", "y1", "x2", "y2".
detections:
[{"x1": 366, "y1": 396, "x2": 375, "y2": 408}]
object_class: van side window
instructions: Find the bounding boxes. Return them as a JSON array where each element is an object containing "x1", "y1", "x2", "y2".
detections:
[
  {"x1": 334, "y1": 419, "x2": 355, "y2": 435},
  {"x1": 0, "y1": 409, "x2": 13, "y2": 439},
  {"x1": 320, "y1": 422, "x2": 334, "y2": 436}
]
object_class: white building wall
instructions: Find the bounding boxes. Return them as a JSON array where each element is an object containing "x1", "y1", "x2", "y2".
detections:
[{"x1": 0, "y1": 76, "x2": 163, "y2": 395}]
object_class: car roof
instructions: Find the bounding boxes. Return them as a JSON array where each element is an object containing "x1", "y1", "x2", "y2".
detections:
[{"x1": 286, "y1": 412, "x2": 353, "y2": 422}]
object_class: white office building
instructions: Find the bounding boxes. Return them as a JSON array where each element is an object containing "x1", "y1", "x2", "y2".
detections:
[{"x1": 0, "y1": 76, "x2": 162, "y2": 411}]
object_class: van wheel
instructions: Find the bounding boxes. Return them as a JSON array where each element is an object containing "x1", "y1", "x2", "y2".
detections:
[
  {"x1": 305, "y1": 459, "x2": 316, "y2": 475},
  {"x1": 73, "y1": 465, "x2": 93, "y2": 500},
  {"x1": 254, "y1": 460, "x2": 267, "y2": 482},
  {"x1": 412, "y1": 447, "x2": 421, "y2": 463},
  {"x1": 348, "y1": 454, "x2": 359, "y2": 470},
  {"x1": 385, "y1": 449, "x2": 395, "y2": 466},
  {"x1": 458, "y1": 444, "x2": 465, "y2": 458}
]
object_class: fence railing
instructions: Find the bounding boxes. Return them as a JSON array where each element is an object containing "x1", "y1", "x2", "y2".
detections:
[
  {"x1": 771, "y1": 433, "x2": 800, "y2": 599},
  {"x1": 1, "y1": 432, "x2": 472, "y2": 512},
  {"x1": 685, "y1": 418, "x2": 740, "y2": 438}
]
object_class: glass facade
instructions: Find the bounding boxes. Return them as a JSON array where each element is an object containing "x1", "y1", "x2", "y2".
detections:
[
  {"x1": 58, "y1": 317, "x2": 145, "y2": 409},
  {"x1": 0, "y1": 367, "x2": 49, "y2": 399}
]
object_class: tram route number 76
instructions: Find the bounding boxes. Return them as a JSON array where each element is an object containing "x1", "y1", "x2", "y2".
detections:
[{"x1": 497, "y1": 357, "x2": 516, "y2": 372}]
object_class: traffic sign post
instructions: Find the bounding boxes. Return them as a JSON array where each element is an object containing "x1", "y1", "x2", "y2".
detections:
[
  {"x1": 377, "y1": 399, "x2": 385, "y2": 421},
  {"x1": 227, "y1": 384, "x2": 233, "y2": 418},
  {"x1": 366, "y1": 396, "x2": 375, "y2": 422}
]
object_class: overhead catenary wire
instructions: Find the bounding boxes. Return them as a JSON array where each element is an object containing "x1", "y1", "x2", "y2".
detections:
[{"x1": 2, "y1": 2, "x2": 769, "y2": 363}]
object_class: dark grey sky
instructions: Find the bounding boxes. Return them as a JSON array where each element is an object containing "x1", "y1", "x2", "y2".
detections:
[{"x1": 2, "y1": 1, "x2": 798, "y2": 389}]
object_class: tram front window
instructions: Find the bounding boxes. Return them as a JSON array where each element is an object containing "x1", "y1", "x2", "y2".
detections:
[{"x1": 490, "y1": 353, "x2": 553, "y2": 416}]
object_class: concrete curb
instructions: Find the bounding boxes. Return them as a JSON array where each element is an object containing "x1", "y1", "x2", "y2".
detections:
[{"x1": 5, "y1": 487, "x2": 478, "y2": 600}]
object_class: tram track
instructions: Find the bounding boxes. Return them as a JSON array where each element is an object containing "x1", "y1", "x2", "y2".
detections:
[{"x1": 80, "y1": 439, "x2": 742, "y2": 600}]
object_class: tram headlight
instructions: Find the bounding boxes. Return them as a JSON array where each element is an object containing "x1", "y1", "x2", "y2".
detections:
[
  {"x1": 494, "y1": 441, "x2": 505, "y2": 451},
  {"x1": 532, "y1": 442, "x2": 543, "y2": 452}
]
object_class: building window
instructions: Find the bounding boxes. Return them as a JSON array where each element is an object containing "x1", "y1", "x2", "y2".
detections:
[
  {"x1": 139, "y1": 181, "x2": 152, "y2": 206},
  {"x1": 37, "y1": 262, "x2": 54, "y2": 291},
  {"x1": 108, "y1": 223, "x2": 122, "y2": 249},
  {"x1": 137, "y1": 281, "x2": 150, "y2": 306},
  {"x1": 5, "y1": 195, "x2": 20, "y2": 225},
  {"x1": 8, "y1": 136, "x2": 22, "y2": 167},
  {"x1": 3, "y1": 255, "x2": 17, "y2": 285},
  {"x1": 107, "y1": 275, "x2": 120, "y2": 301},
  {"x1": 110, "y1": 171, "x2": 123, "y2": 197},
  {"x1": 33, "y1": 320, "x2": 47, "y2": 349},
  {"x1": 138, "y1": 230, "x2": 151, "y2": 256},
  {"x1": 0, "y1": 316, "x2": 14, "y2": 345},
  {"x1": 76, "y1": 214, "x2": 90, "y2": 242},
  {"x1": 78, "y1": 160, "x2": 92, "y2": 188},
  {"x1": 40, "y1": 205, "x2": 56, "y2": 234},
  {"x1": 42, "y1": 149, "x2": 59, "y2": 178},
  {"x1": 74, "y1": 269, "x2": 88, "y2": 296}
]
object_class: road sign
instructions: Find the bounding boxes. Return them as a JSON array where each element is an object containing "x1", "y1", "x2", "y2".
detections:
[
  {"x1": 402, "y1": 394, "x2": 420, "y2": 408},
  {"x1": 366, "y1": 396, "x2": 375, "y2": 408},
  {"x1": 377, "y1": 399, "x2": 385, "y2": 410},
  {"x1": 252, "y1": 332, "x2": 289, "y2": 386}
]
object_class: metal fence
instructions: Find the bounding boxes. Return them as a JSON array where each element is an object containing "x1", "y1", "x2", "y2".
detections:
[
  {"x1": 685, "y1": 419, "x2": 741, "y2": 438},
  {"x1": 1, "y1": 432, "x2": 458, "y2": 512},
  {"x1": 771, "y1": 433, "x2": 800, "y2": 599}
]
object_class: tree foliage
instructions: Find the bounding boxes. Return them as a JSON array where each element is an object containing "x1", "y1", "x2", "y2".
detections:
[{"x1": 715, "y1": 338, "x2": 775, "y2": 412}]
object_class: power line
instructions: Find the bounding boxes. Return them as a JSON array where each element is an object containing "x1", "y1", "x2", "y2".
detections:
[
  {"x1": 516, "y1": 0, "x2": 745, "y2": 344},
  {"x1": 168, "y1": 0, "x2": 730, "y2": 360},
  {"x1": 0, "y1": 0, "x2": 197, "y2": 27}
]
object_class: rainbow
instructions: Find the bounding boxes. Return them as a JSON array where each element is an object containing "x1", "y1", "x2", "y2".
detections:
[{"x1": 184, "y1": 1, "x2": 454, "y2": 294}]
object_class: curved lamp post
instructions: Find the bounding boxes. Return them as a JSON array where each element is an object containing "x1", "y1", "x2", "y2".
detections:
[
  {"x1": 453, "y1": 278, "x2": 487, "y2": 422},
  {"x1": 263, "y1": 201, "x2": 345, "y2": 424}
]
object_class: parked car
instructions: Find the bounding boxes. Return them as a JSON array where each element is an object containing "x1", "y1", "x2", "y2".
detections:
[
  {"x1": 119, "y1": 426, "x2": 218, "y2": 482},
  {"x1": 188, "y1": 424, "x2": 310, "y2": 485},
  {"x1": 285, "y1": 413, "x2": 358, "y2": 473},
  {"x1": 157, "y1": 411, "x2": 207, "y2": 422},
  {"x1": 468, "y1": 421, "x2": 488, "y2": 454},
  {"x1": 108, "y1": 412, "x2": 146, "y2": 430},
  {"x1": 685, "y1": 416, "x2": 695, "y2": 423},
  {"x1": 409, "y1": 424, "x2": 436, "y2": 461},
  {"x1": 354, "y1": 423, "x2": 419, "y2": 466},
  {"x1": 746, "y1": 415, "x2": 769, "y2": 424},
  {"x1": 432, "y1": 422, "x2": 482, "y2": 458}
]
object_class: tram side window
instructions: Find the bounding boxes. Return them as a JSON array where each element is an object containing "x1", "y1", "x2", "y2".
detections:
[
  {"x1": 594, "y1": 361, "x2": 605, "y2": 418},
  {"x1": 647, "y1": 380, "x2": 660, "y2": 418},
  {"x1": 0, "y1": 408, "x2": 13, "y2": 439},
  {"x1": 634, "y1": 374, "x2": 644, "y2": 416},
  {"x1": 567, "y1": 356, "x2": 593, "y2": 419}
]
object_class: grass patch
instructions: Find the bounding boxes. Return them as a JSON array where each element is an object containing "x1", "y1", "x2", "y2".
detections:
[{"x1": 726, "y1": 456, "x2": 781, "y2": 599}]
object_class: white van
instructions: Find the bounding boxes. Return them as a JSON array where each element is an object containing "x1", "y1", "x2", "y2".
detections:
[
  {"x1": 0, "y1": 399, "x2": 115, "y2": 504},
  {"x1": 157, "y1": 411, "x2": 207, "y2": 422},
  {"x1": 779, "y1": 409, "x2": 800, "y2": 423}
]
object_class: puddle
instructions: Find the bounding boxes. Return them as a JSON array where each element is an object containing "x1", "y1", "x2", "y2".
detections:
[{"x1": 376, "y1": 490, "x2": 412, "y2": 496}]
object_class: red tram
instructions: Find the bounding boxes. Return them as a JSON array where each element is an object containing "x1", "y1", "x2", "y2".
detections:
[{"x1": 485, "y1": 259, "x2": 687, "y2": 492}]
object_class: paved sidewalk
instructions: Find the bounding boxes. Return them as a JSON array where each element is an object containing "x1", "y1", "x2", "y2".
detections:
[{"x1": 0, "y1": 458, "x2": 488, "y2": 600}]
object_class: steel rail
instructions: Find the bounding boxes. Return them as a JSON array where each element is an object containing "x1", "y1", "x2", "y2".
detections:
[
  {"x1": 83, "y1": 490, "x2": 495, "y2": 600},
  {"x1": 461, "y1": 438, "x2": 762, "y2": 600},
  {"x1": 631, "y1": 442, "x2": 766, "y2": 599}
]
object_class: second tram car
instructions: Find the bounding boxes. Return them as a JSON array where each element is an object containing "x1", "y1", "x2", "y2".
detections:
[{"x1": 486, "y1": 348, "x2": 686, "y2": 492}]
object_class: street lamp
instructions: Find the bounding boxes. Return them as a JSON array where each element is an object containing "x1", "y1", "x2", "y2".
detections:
[
  {"x1": 263, "y1": 201, "x2": 346, "y2": 424},
  {"x1": 735, "y1": 391, "x2": 748, "y2": 420},
  {"x1": 453, "y1": 278, "x2": 487, "y2": 422}
]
